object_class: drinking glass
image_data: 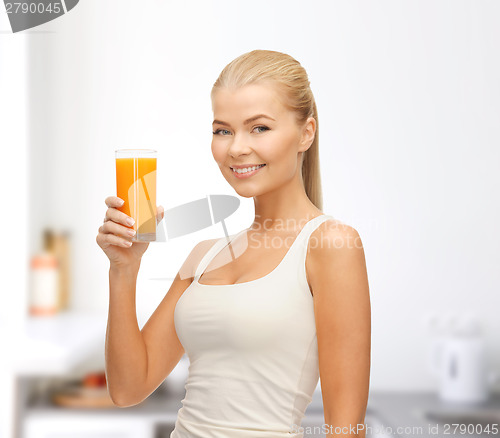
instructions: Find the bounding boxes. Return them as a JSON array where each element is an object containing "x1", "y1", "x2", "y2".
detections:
[{"x1": 115, "y1": 149, "x2": 157, "y2": 242}]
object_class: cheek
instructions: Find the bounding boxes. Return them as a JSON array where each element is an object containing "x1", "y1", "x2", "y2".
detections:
[
  {"x1": 258, "y1": 133, "x2": 297, "y2": 164},
  {"x1": 211, "y1": 140, "x2": 226, "y2": 164}
]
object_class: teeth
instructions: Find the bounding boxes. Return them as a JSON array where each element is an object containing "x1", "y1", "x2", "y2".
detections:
[{"x1": 232, "y1": 164, "x2": 265, "y2": 174}]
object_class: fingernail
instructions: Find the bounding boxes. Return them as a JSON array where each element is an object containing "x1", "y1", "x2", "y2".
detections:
[
  {"x1": 127, "y1": 217, "x2": 135, "y2": 226},
  {"x1": 117, "y1": 198, "x2": 124, "y2": 206}
]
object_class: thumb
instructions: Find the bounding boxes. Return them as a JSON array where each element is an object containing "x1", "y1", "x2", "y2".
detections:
[{"x1": 156, "y1": 205, "x2": 165, "y2": 224}]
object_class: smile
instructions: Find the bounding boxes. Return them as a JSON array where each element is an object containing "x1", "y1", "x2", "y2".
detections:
[{"x1": 230, "y1": 164, "x2": 266, "y2": 178}]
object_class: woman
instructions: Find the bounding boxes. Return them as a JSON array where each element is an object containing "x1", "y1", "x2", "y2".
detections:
[{"x1": 97, "y1": 49, "x2": 371, "y2": 438}]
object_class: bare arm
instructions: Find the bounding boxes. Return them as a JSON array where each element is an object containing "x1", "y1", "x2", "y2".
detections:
[
  {"x1": 97, "y1": 195, "x2": 220, "y2": 407},
  {"x1": 104, "y1": 238, "x2": 218, "y2": 407},
  {"x1": 105, "y1": 263, "x2": 145, "y2": 406},
  {"x1": 307, "y1": 221, "x2": 371, "y2": 437}
]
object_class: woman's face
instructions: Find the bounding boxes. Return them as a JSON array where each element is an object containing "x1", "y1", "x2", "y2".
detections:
[{"x1": 211, "y1": 82, "x2": 315, "y2": 198}]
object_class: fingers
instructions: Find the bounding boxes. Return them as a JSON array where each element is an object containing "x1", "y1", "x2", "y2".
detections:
[
  {"x1": 156, "y1": 205, "x2": 165, "y2": 224},
  {"x1": 96, "y1": 231, "x2": 133, "y2": 248},
  {"x1": 97, "y1": 196, "x2": 136, "y2": 249},
  {"x1": 99, "y1": 198, "x2": 163, "y2": 249},
  {"x1": 99, "y1": 220, "x2": 136, "y2": 239},
  {"x1": 105, "y1": 196, "x2": 124, "y2": 208},
  {"x1": 104, "y1": 205, "x2": 135, "y2": 227}
]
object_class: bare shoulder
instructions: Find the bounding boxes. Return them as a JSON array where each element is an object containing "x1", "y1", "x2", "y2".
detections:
[
  {"x1": 309, "y1": 219, "x2": 363, "y2": 255},
  {"x1": 306, "y1": 219, "x2": 367, "y2": 294},
  {"x1": 177, "y1": 237, "x2": 221, "y2": 282}
]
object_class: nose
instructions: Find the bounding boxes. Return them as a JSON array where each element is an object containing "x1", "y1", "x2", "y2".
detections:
[{"x1": 227, "y1": 132, "x2": 252, "y2": 158}]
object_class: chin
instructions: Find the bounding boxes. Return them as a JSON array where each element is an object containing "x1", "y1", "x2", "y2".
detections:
[
  {"x1": 222, "y1": 170, "x2": 270, "y2": 198},
  {"x1": 228, "y1": 180, "x2": 271, "y2": 198},
  {"x1": 231, "y1": 186, "x2": 261, "y2": 198}
]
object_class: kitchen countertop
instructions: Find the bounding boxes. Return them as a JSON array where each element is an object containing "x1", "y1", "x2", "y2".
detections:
[
  {"x1": 18, "y1": 314, "x2": 500, "y2": 437},
  {"x1": 13, "y1": 312, "x2": 107, "y2": 376},
  {"x1": 26, "y1": 386, "x2": 500, "y2": 437},
  {"x1": 368, "y1": 390, "x2": 500, "y2": 438},
  {"x1": 306, "y1": 389, "x2": 500, "y2": 438}
]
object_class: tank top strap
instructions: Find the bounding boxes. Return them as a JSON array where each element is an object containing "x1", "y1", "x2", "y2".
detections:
[
  {"x1": 285, "y1": 214, "x2": 335, "y2": 294},
  {"x1": 193, "y1": 230, "x2": 245, "y2": 280},
  {"x1": 193, "y1": 215, "x2": 335, "y2": 282},
  {"x1": 291, "y1": 214, "x2": 336, "y2": 263}
]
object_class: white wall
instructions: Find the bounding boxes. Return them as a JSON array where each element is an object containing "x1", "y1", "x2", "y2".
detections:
[
  {"x1": 26, "y1": 0, "x2": 500, "y2": 391},
  {"x1": 0, "y1": 9, "x2": 29, "y2": 438}
]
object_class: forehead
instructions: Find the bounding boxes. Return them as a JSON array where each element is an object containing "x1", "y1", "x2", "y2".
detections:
[{"x1": 212, "y1": 83, "x2": 286, "y2": 119}]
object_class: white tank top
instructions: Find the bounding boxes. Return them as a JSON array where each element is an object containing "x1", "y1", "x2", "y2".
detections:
[{"x1": 171, "y1": 214, "x2": 334, "y2": 438}]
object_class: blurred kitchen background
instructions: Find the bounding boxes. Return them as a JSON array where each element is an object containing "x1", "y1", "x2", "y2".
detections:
[{"x1": 1, "y1": 1, "x2": 500, "y2": 437}]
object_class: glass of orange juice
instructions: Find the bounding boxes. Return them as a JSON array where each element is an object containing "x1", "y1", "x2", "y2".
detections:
[{"x1": 115, "y1": 149, "x2": 157, "y2": 242}]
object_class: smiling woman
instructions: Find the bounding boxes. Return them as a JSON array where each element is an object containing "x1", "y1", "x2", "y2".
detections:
[
  {"x1": 168, "y1": 49, "x2": 371, "y2": 437},
  {"x1": 210, "y1": 81, "x2": 317, "y2": 201},
  {"x1": 213, "y1": 114, "x2": 271, "y2": 177},
  {"x1": 99, "y1": 49, "x2": 370, "y2": 438}
]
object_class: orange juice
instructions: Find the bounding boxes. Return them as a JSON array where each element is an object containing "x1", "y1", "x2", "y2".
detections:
[{"x1": 115, "y1": 151, "x2": 157, "y2": 241}]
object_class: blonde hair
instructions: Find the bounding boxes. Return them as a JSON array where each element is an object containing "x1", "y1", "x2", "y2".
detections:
[{"x1": 211, "y1": 49, "x2": 323, "y2": 211}]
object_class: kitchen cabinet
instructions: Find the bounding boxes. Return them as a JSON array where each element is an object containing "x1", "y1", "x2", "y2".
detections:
[
  {"x1": 24, "y1": 416, "x2": 155, "y2": 438},
  {"x1": 23, "y1": 382, "x2": 182, "y2": 438},
  {"x1": 12, "y1": 312, "x2": 117, "y2": 438},
  {"x1": 13, "y1": 312, "x2": 106, "y2": 376},
  {"x1": 15, "y1": 312, "x2": 500, "y2": 438},
  {"x1": 23, "y1": 387, "x2": 500, "y2": 438}
]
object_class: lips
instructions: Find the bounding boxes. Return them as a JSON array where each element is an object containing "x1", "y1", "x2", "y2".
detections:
[
  {"x1": 230, "y1": 164, "x2": 266, "y2": 169},
  {"x1": 231, "y1": 164, "x2": 266, "y2": 172},
  {"x1": 230, "y1": 163, "x2": 266, "y2": 178}
]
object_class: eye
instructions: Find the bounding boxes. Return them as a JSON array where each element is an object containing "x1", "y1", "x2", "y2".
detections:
[
  {"x1": 253, "y1": 125, "x2": 269, "y2": 133},
  {"x1": 212, "y1": 129, "x2": 231, "y2": 136}
]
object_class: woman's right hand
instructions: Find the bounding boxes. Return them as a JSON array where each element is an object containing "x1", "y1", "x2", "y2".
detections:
[{"x1": 96, "y1": 196, "x2": 164, "y2": 269}]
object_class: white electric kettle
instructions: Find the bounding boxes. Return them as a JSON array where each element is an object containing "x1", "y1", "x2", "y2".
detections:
[{"x1": 428, "y1": 315, "x2": 498, "y2": 403}]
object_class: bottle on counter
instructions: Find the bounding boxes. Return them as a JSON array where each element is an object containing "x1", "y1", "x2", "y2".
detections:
[
  {"x1": 29, "y1": 250, "x2": 59, "y2": 316},
  {"x1": 44, "y1": 229, "x2": 71, "y2": 311}
]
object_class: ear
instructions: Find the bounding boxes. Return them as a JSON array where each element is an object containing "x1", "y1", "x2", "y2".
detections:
[{"x1": 299, "y1": 117, "x2": 316, "y2": 153}]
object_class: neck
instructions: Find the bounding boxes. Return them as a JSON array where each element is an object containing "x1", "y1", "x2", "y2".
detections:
[{"x1": 249, "y1": 171, "x2": 322, "y2": 232}]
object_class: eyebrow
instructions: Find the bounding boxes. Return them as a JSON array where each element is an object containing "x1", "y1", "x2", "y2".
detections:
[{"x1": 212, "y1": 114, "x2": 276, "y2": 127}]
